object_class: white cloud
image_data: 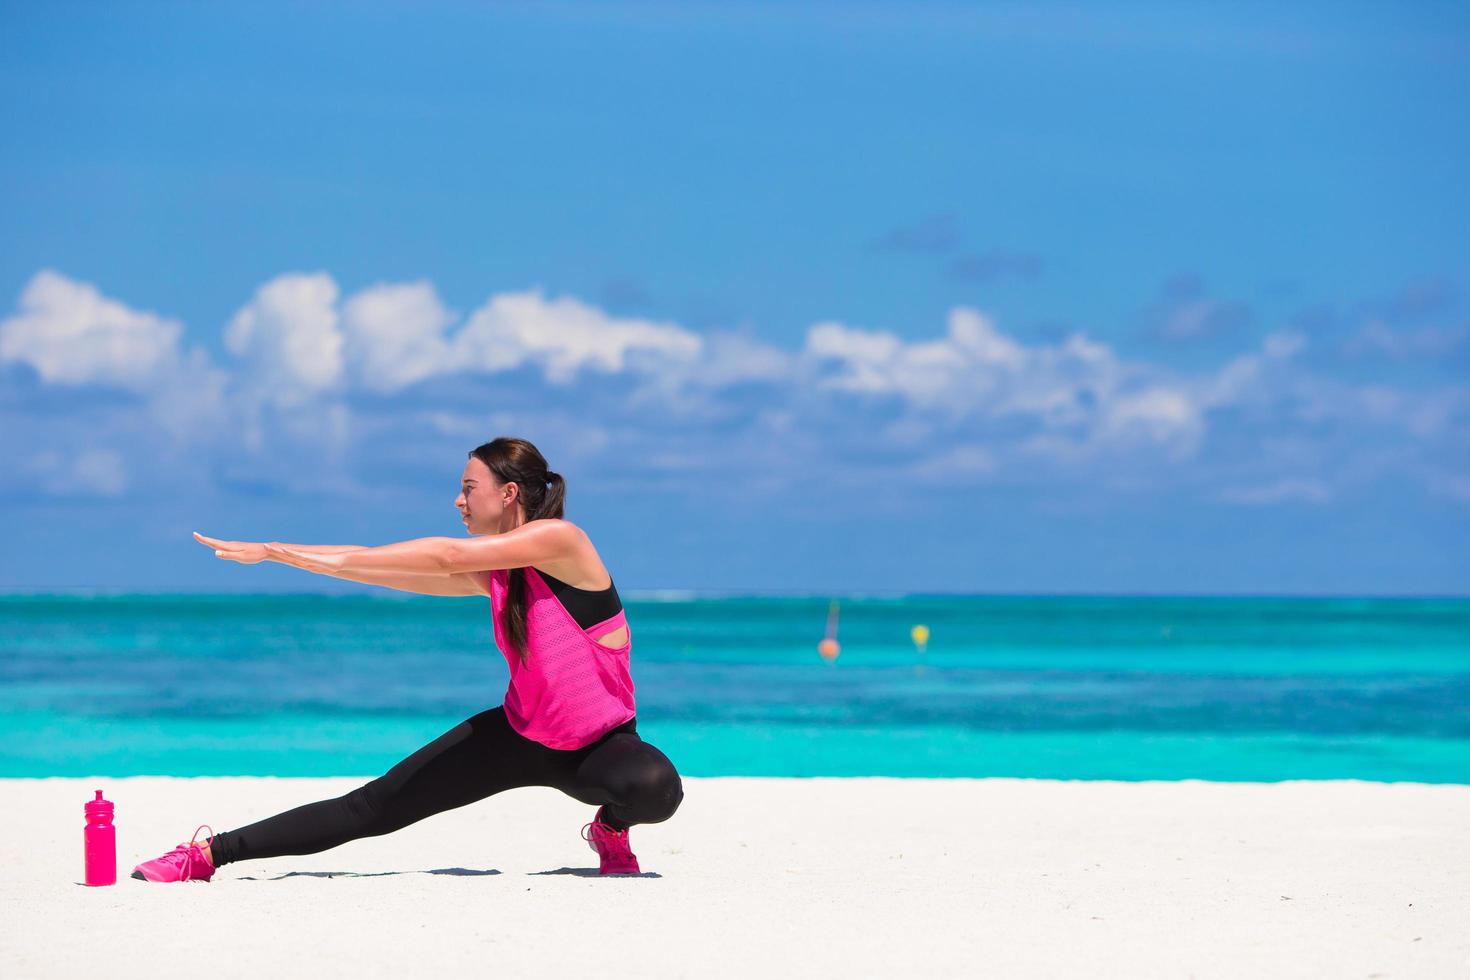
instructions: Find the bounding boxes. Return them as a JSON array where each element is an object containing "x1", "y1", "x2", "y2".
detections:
[
  {"x1": 620, "y1": 324, "x2": 795, "y2": 419},
  {"x1": 693, "y1": 329, "x2": 794, "y2": 386},
  {"x1": 0, "y1": 269, "x2": 184, "y2": 389},
  {"x1": 450, "y1": 287, "x2": 702, "y2": 385},
  {"x1": 803, "y1": 308, "x2": 1035, "y2": 410},
  {"x1": 1099, "y1": 385, "x2": 1202, "y2": 455},
  {"x1": 1196, "y1": 328, "x2": 1307, "y2": 410},
  {"x1": 1264, "y1": 330, "x2": 1307, "y2": 359},
  {"x1": 995, "y1": 331, "x2": 1124, "y2": 429},
  {"x1": 224, "y1": 272, "x2": 344, "y2": 403},
  {"x1": 804, "y1": 310, "x2": 1017, "y2": 391},
  {"x1": 0, "y1": 269, "x2": 232, "y2": 456},
  {"x1": 4, "y1": 267, "x2": 1463, "y2": 511},
  {"x1": 1403, "y1": 387, "x2": 1470, "y2": 440},
  {"x1": 1217, "y1": 478, "x2": 1331, "y2": 505},
  {"x1": 800, "y1": 305, "x2": 1203, "y2": 456},
  {"x1": 1159, "y1": 298, "x2": 1221, "y2": 340},
  {"x1": 25, "y1": 447, "x2": 129, "y2": 497},
  {"x1": 1275, "y1": 373, "x2": 1468, "y2": 444},
  {"x1": 146, "y1": 345, "x2": 234, "y2": 446},
  {"x1": 911, "y1": 444, "x2": 998, "y2": 482},
  {"x1": 341, "y1": 280, "x2": 456, "y2": 392},
  {"x1": 1340, "y1": 319, "x2": 1468, "y2": 359}
]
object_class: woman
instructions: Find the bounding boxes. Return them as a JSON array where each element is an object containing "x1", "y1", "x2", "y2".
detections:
[{"x1": 131, "y1": 436, "x2": 684, "y2": 882}]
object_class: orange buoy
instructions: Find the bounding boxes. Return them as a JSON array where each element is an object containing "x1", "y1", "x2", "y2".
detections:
[{"x1": 818, "y1": 600, "x2": 840, "y2": 661}]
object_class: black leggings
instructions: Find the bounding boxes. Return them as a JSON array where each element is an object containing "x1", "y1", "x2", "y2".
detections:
[{"x1": 208, "y1": 706, "x2": 683, "y2": 867}]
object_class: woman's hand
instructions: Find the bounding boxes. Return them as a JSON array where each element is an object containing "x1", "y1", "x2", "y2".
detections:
[
  {"x1": 260, "y1": 541, "x2": 346, "y2": 575},
  {"x1": 194, "y1": 532, "x2": 269, "y2": 565}
]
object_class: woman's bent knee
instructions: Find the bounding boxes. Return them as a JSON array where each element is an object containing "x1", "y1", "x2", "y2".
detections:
[{"x1": 636, "y1": 766, "x2": 684, "y2": 824}]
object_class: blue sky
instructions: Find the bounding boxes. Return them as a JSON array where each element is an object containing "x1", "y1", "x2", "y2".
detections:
[{"x1": 1, "y1": 1, "x2": 1466, "y2": 595}]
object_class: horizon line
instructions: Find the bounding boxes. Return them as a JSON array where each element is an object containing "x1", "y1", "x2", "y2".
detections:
[{"x1": 0, "y1": 588, "x2": 1465, "y2": 601}]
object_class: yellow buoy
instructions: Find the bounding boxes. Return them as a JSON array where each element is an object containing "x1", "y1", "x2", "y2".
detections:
[{"x1": 911, "y1": 623, "x2": 929, "y2": 653}]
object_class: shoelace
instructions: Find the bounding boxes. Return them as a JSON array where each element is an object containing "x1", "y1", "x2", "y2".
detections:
[
  {"x1": 163, "y1": 824, "x2": 216, "y2": 880},
  {"x1": 580, "y1": 819, "x2": 630, "y2": 852}
]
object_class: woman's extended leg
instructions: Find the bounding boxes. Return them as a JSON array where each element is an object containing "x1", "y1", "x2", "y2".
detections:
[
  {"x1": 565, "y1": 731, "x2": 684, "y2": 831},
  {"x1": 208, "y1": 706, "x2": 542, "y2": 867}
]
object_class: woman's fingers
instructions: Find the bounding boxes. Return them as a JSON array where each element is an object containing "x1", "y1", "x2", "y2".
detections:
[
  {"x1": 196, "y1": 532, "x2": 250, "y2": 562},
  {"x1": 196, "y1": 531, "x2": 253, "y2": 552}
]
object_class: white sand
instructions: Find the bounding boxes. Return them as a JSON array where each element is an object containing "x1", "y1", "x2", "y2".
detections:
[{"x1": 3, "y1": 776, "x2": 1466, "y2": 978}]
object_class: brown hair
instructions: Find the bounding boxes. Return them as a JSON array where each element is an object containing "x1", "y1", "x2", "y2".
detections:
[{"x1": 468, "y1": 436, "x2": 566, "y2": 665}]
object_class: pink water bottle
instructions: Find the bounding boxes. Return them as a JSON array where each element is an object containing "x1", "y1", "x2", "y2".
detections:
[{"x1": 84, "y1": 789, "x2": 116, "y2": 886}]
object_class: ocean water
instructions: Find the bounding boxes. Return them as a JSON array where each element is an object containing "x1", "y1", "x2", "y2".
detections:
[{"x1": 1, "y1": 593, "x2": 1467, "y2": 782}]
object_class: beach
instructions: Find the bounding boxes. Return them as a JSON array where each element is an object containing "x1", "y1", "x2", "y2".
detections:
[{"x1": 6, "y1": 775, "x2": 1467, "y2": 978}]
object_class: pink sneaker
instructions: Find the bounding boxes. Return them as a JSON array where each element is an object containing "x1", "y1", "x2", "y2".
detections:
[
  {"x1": 131, "y1": 824, "x2": 217, "y2": 883},
  {"x1": 580, "y1": 806, "x2": 641, "y2": 875}
]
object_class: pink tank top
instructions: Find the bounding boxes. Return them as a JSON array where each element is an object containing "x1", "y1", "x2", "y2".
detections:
[{"x1": 487, "y1": 565, "x2": 636, "y2": 750}]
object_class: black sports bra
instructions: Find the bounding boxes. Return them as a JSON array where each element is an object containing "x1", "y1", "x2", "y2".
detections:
[{"x1": 529, "y1": 566, "x2": 623, "y2": 630}]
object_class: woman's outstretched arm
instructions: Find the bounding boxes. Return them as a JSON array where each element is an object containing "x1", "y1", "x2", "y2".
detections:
[
  {"x1": 329, "y1": 567, "x2": 487, "y2": 597},
  {"x1": 194, "y1": 532, "x2": 485, "y2": 597},
  {"x1": 322, "y1": 519, "x2": 576, "y2": 576},
  {"x1": 273, "y1": 543, "x2": 364, "y2": 554}
]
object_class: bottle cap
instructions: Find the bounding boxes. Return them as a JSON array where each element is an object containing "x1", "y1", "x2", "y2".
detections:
[{"x1": 85, "y1": 788, "x2": 114, "y2": 816}]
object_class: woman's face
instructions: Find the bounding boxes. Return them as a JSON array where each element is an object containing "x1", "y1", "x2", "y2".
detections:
[{"x1": 455, "y1": 457, "x2": 519, "y2": 534}]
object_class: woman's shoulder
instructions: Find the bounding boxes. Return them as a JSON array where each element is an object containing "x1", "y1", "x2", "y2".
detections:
[
  {"x1": 534, "y1": 517, "x2": 591, "y2": 547},
  {"x1": 525, "y1": 519, "x2": 613, "y2": 589}
]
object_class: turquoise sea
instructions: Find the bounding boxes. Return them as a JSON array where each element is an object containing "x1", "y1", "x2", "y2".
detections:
[{"x1": 1, "y1": 593, "x2": 1467, "y2": 782}]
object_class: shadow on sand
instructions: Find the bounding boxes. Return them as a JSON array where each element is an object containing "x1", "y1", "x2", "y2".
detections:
[{"x1": 234, "y1": 866, "x2": 659, "y2": 880}]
